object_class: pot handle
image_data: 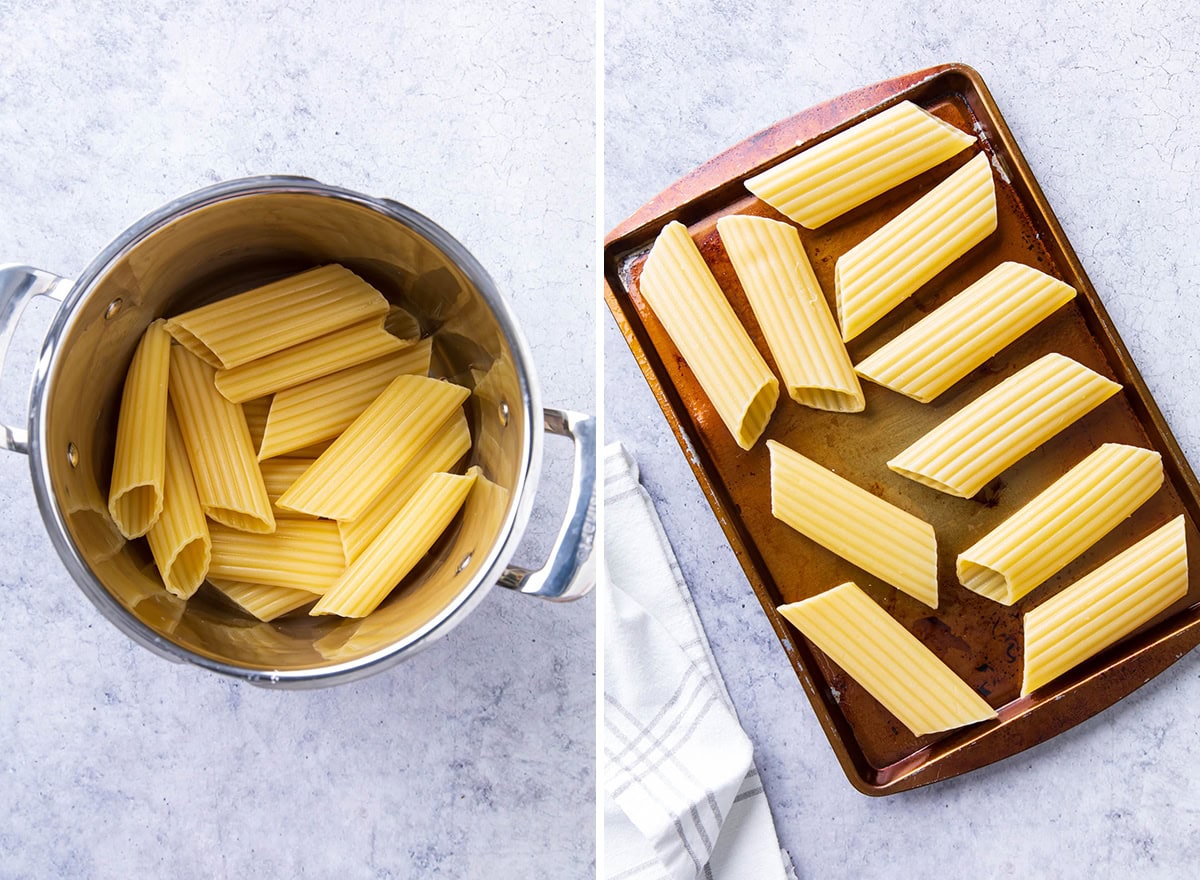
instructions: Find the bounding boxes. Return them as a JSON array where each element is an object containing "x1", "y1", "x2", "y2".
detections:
[
  {"x1": 498, "y1": 408, "x2": 596, "y2": 602},
  {"x1": 0, "y1": 265, "x2": 71, "y2": 454}
]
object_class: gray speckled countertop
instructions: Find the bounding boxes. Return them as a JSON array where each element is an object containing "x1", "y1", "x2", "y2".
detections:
[
  {"x1": 607, "y1": 1, "x2": 1200, "y2": 877},
  {"x1": 0, "y1": 1, "x2": 594, "y2": 877}
]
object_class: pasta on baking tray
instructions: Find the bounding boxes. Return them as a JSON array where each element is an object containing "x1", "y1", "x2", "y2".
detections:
[
  {"x1": 108, "y1": 264, "x2": 482, "y2": 621},
  {"x1": 744, "y1": 100, "x2": 976, "y2": 229},
  {"x1": 717, "y1": 214, "x2": 864, "y2": 413},
  {"x1": 957, "y1": 444, "x2": 1162, "y2": 606},
  {"x1": 639, "y1": 220, "x2": 779, "y2": 450},
  {"x1": 1022, "y1": 517, "x2": 1187, "y2": 696},
  {"x1": 855, "y1": 261, "x2": 1077, "y2": 403},
  {"x1": 888, "y1": 353, "x2": 1121, "y2": 499},
  {"x1": 768, "y1": 439, "x2": 938, "y2": 608},
  {"x1": 836, "y1": 151, "x2": 997, "y2": 343},
  {"x1": 777, "y1": 582, "x2": 996, "y2": 737}
]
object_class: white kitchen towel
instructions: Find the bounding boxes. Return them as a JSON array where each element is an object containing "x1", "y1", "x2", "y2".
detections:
[{"x1": 604, "y1": 442, "x2": 796, "y2": 880}]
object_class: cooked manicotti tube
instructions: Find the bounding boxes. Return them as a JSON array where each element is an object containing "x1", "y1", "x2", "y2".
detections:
[
  {"x1": 769, "y1": 439, "x2": 938, "y2": 608},
  {"x1": 836, "y1": 152, "x2": 997, "y2": 343},
  {"x1": 639, "y1": 220, "x2": 779, "y2": 450},
  {"x1": 888, "y1": 353, "x2": 1121, "y2": 499},
  {"x1": 855, "y1": 261, "x2": 1076, "y2": 403},
  {"x1": 718, "y1": 214, "x2": 864, "y2": 412},
  {"x1": 1022, "y1": 516, "x2": 1188, "y2": 695},
  {"x1": 745, "y1": 101, "x2": 975, "y2": 229},
  {"x1": 778, "y1": 583, "x2": 996, "y2": 736},
  {"x1": 958, "y1": 444, "x2": 1163, "y2": 605}
]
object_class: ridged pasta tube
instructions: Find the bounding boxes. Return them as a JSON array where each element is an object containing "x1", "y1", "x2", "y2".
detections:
[
  {"x1": 257, "y1": 341, "x2": 433, "y2": 461},
  {"x1": 1022, "y1": 516, "x2": 1187, "y2": 695},
  {"x1": 889, "y1": 354, "x2": 1121, "y2": 499},
  {"x1": 338, "y1": 410, "x2": 471, "y2": 562},
  {"x1": 836, "y1": 152, "x2": 997, "y2": 342},
  {"x1": 208, "y1": 520, "x2": 346, "y2": 592},
  {"x1": 108, "y1": 320, "x2": 172, "y2": 538},
  {"x1": 958, "y1": 444, "x2": 1163, "y2": 605},
  {"x1": 778, "y1": 583, "x2": 996, "y2": 736},
  {"x1": 639, "y1": 221, "x2": 779, "y2": 450},
  {"x1": 769, "y1": 439, "x2": 938, "y2": 607},
  {"x1": 168, "y1": 345, "x2": 276, "y2": 534},
  {"x1": 164, "y1": 264, "x2": 388, "y2": 368},
  {"x1": 146, "y1": 406, "x2": 211, "y2": 598},
  {"x1": 313, "y1": 469, "x2": 479, "y2": 618},
  {"x1": 745, "y1": 101, "x2": 975, "y2": 229},
  {"x1": 855, "y1": 262, "x2": 1076, "y2": 403},
  {"x1": 718, "y1": 215, "x2": 864, "y2": 412},
  {"x1": 214, "y1": 319, "x2": 410, "y2": 404},
  {"x1": 276, "y1": 374, "x2": 470, "y2": 521}
]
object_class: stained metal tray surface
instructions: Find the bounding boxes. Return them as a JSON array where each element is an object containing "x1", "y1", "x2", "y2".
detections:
[{"x1": 603, "y1": 63, "x2": 1200, "y2": 795}]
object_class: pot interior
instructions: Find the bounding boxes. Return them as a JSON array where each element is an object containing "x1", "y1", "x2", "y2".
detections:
[{"x1": 38, "y1": 186, "x2": 533, "y2": 678}]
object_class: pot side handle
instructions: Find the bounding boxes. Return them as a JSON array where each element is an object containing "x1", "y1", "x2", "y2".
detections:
[
  {"x1": 0, "y1": 265, "x2": 70, "y2": 454},
  {"x1": 498, "y1": 408, "x2": 596, "y2": 602}
]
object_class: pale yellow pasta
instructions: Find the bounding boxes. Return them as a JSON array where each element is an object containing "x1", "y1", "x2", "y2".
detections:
[
  {"x1": 769, "y1": 439, "x2": 938, "y2": 607},
  {"x1": 243, "y1": 396, "x2": 272, "y2": 454},
  {"x1": 1022, "y1": 516, "x2": 1188, "y2": 695},
  {"x1": 146, "y1": 406, "x2": 211, "y2": 599},
  {"x1": 313, "y1": 469, "x2": 478, "y2": 618},
  {"x1": 213, "y1": 319, "x2": 410, "y2": 404},
  {"x1": 208, "y1": 520, "x2": 345, "y2": 592},
  {"x1": 108, "y1": 319, "x2": 172, "y2": 538},
  {"x1": 717, "y1": 215, "x2": 864, "y2": 412},
  {"x1": 209, "y1": 578, "x2": 317, "y2": 622},
  {"x1": 856, "y1": 262, "x2": 1077, "y2": 402},
  {"x1": 257, "y1": 340, "x2": 434, "y2": 461},
  {"x1": 639, "y1": 221, "x2": 779, "y2": 450},
  {"x1": 339, "y1": 410, "x2": 472, "y2": 561},
  {"x1": 836, "y1": 152, "x2": 997, "y2": 342},
  {"x1": 778, "y1": 583, "x2": 996, "y2": 736},
  {"x1": 259, "y1": 458, "x2": 319, "y2": 520},
  {"x1": 277, "y1": 374, "x2": 470, "y2": 521},
  {"x1": 164, "y1": 264, "x2": 388, "y2": 368},
  {"x1": 745, "y1": 101, "x2": 976, "y2": 229},
  {"x1": 959, "y1": 444, "x2": 1162, "y2": 605},
  {"x1": 889, "y1": 354, "x2": 1121, "y2": 499},
  {"x1": 168, "y1": 346, "x2": 276, "y2": 533},
  {"x1": 385, "y1": 304, "x2": 422, "y2": 341}
]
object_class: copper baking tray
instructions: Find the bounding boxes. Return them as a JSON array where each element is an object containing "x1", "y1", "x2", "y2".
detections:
[{"x1": 603, "y1": 63, "x2": 1200, "y2": 795}]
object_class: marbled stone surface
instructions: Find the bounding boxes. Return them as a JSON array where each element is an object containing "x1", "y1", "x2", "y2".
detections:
[
  {"x1": 607, "y1": 2, "x2": 1200, "y2": 877},
  {"x1": 0, "y1": 1, "x2": 595, "y2": 877}
]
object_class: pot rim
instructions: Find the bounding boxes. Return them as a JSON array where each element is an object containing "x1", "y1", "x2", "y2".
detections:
[{"x1": 26, "y1": 175, "x2": 543, "y2": 687}]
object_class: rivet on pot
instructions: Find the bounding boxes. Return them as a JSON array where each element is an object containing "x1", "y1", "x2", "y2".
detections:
[
  {"x1": 104, "y1": 298, "x2": 123, "y2": 320},
  {"x1": 498, "y1": 400, "x2": 509, "y2": 427},
  {"x1": 457, "y1": 552, "x2": 472, "y2": 574},
  {"x1": 66, "y1": 442, "x2": 79, "y2": 468}
]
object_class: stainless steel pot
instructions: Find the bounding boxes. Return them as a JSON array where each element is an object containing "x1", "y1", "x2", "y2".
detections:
[{"x1": 0, "y1": 176, "x2": 595, "y2": 687}]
